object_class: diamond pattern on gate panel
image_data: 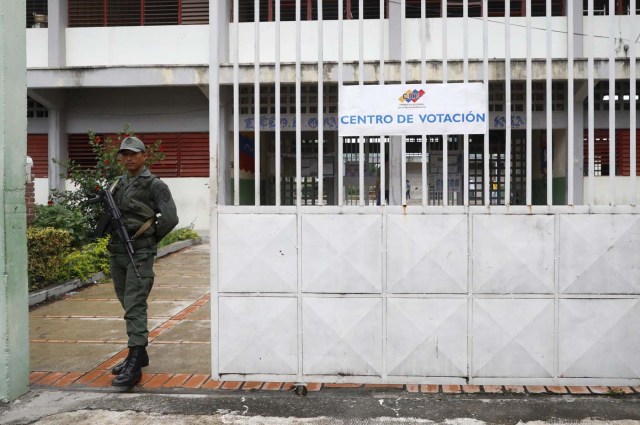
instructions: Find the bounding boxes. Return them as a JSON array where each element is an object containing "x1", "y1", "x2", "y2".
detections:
[
  {"x1": 301, "y1": 215, "x2": 382, "y2": 293},
  {"x1": 473, "y1": 215, "x2": 554, "y2": 294},
  {"x1": 218, "y1": 214, "x2": 297, "y2": 293},
  {"x1": 219, "y1": 296, "x2": 297, "y2": 374},
  {"x1": 387, "y1": 298, "x2": 467, "y2": 376},
  {"x1": 473, "y1": 298, "x2": 554, "y2": 378},
  {"x1": 387, "y1": 215, "x2": 467, "y2": 293},
  {"x1": 303, "y1": 297, "x2": 382, "y2": 376},
  {"x1": 559, "y1": 299, "x2": 640, "y2": 378},
  {"x1": 559, "y1": 215, "x2": 640, "y2": 294}
]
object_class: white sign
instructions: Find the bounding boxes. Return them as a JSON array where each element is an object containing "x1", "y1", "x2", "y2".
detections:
[{"x1": 338, "y1": 83, "x2": 487, "y2": 136}]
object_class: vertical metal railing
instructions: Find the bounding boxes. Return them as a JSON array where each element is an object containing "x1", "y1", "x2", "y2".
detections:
[
  {"x1": 587, "y1": 0, "x2": 595, "y2": 205},
  {"x1": 254, "y1": 0, "x2": 261, "y2": 206},
  {"x1": 483, "y1": 0, "x2": 489, "y2": 206},
  {"x1": 504, "y1": 0, "x2": 511, "y2": 206},
  {"x1": 401, "y1": 0, "x2": 407, "y2": 207},
  {"x1": 525, "y1": 0, "x2": 532, "y2": 205},
  {"x1": 630, "y1": 0, "x2": 638, "y2": 205},
  {"x1": 233, "y1": 0, "x2": 239, "y2": 205},
  {"x1": 358, "y1": 0, "x2": 365, "y2": 206},
  {"x1": 338, "y1": 0, "x2": 344, "y2": 207},
  {"x1": 567, "y1": 0, "x2": 574, "y2": 205},
  {"x1": 379, "y1": 0, "x2": 386, "y2": 206},
  {"x1": 318, "y1": 0, "x2": 324, "y2": 206},
  {"x1": 463, "y1": 0, "x2": 469, "y2": 207},
  {"x1": 275, "y1": 0, "x2": 281, "y2": 206},
  {"x1": 442, "y1": 0, "x2": 448, "y2": 206},
  {"x1": 295, "y1": 0, "x2": 302, "y2": 207},
  {"x1": 608, "y1": 0, "x2": 616, "y2": 205},
  {"x1": 546, "y1": 0, "x2": 553, "y2": 205}
]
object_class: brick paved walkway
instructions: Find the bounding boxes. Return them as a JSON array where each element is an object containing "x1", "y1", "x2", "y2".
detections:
[{"x1": 29, "y1": 243, "x2": 640, "y2": 396}]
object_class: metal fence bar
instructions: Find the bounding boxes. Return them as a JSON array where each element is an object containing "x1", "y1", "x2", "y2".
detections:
[
  {"x1": 359, "y1": 0, "x2": 364, "y2": 205},
  {"x1": 504, "y1": 0, "x2": 511, "y2": 206},
  {"x1": 631, "y1": 0, "x2": 637, "y2": 205},
  {"x1": 338, "y1": 0, "x2": 344, "y2": 206},
  {"x1": 525, "y1": 0, "x2": 532, "y2": 205},
  {"x1": 442, "y1": 0, "x2": 448, "y2": 206},
  {"x1": 567, "y1": 0, "x2": 574, "y2": 205},
  {"x1": 546, "y1": 0, "x2": 553, "y2": 205},
  {"x1": 318, "y1": 0, "x2": 324, "y2": 206},
  {"x1": 275, "y1": 0, "x2": 281, "y2": 206},
  {"x1": 463, "y1": 0, "x2": 469, "y2": 207},
  {"x1": 608, "y1": 0, "x2": 616, "y2": 204},
  {"x1": 587, "y1": 0, "x2": 595, "y2": 205},
  {"x1": 401, "y1": 0, "x2": 407, "y2": 206},
  {"x1": 483, "y1": 0, "x2": 489, "y2": 206},
  {"x1": 254, "y1": 0, "x2": 261, "y2": 206},
  {"x1": 296, "y1": 0, "x2": 301, "y2": 207},
  {"x1": 379, "y1": 0, "x2": 386, "y2": 206},
  {"x1": 421, "y1": 0, "x2": 428, "y2": 206},
  {"x1": 233, "y1": 0, "x2": 239, "y2": 205}
]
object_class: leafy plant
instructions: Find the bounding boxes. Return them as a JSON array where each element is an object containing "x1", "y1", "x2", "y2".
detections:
[
  {"x1": 63, "y1": 237, "x2": 111, "y2": 281},
  {"x1": 27, "y1": 227, "x2": 73, "y2": 290},
  {"x1": 32, "y1": 203, "x2": 91, "y2": 247},
  {"x1": 158, "y1": 224, "x2": 200, "y2": 248},
  {"x1": 50, "y1": 124, "x2": 165, "y2": 239}
]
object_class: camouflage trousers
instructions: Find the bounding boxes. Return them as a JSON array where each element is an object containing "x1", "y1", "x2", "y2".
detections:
[{"x1": 110, "y1": 250, "x2": 156, "y2": 347}]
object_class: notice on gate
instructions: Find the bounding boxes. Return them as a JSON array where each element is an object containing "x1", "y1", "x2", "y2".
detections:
[{"x1": 338, "y1": 83, "x2": 487, "y2": 136}]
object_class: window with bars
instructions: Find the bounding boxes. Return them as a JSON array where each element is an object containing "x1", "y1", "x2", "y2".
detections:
[
  {"x1": 584, "y1": 0, "x2": 636, "y2": 15},
  {"x1": 68, "y1": 0, "x2": 208, "y2": 27},
  {"x1": 67, "y1": 133, "x2": 209, "y2": 177},
  {"x1": 594, "y1": 81, "x2": 640, "y2": 112},
  {"x1": 27, "y1": 97, "x2": 49, "y2": 118},
  {"x1": 489, "y1": 81, "x2": 565, "y2": 113},
  {"x1": 27, "y1": 134, "x2": 49, "y2": 178},
  {"x1": 583, "y1": 129, "x2": 640, "y2": 177},
  {"x1": 26, "y1": 0, "x2": 48, "y2": 28},
  {"x1": 239, "y1": 84, "x2": 338, "y2": 115},
  {"x1": 233, "y1": 0, "x2": 389, "y2": 22}
]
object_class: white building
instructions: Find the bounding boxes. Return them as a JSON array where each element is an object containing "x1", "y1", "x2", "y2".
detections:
[{"x1": 27, "y1": 0, "x2": 640, "y2": 385}]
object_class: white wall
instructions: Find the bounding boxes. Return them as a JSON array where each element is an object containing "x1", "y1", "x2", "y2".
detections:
[
  {"x1": 34, "y1": 177, "x2": 210, "y2": 232},
  {"x1": 65, "y1": 25, "x2": 209, "y2": 67},
  {"x1": 585, "y1": 176, "x2": 640, "y2": 206},
  {"x1": 26, "y1": 28, "x2": 47, "y2": 68},
  {"x1": 235, "y1": 16, "x2": 640, "y2": 64}
]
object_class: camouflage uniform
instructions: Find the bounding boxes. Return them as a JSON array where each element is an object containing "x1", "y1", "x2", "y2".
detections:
[{"x1": 109, "y1": 167, "x2": 179, "y2": 347}]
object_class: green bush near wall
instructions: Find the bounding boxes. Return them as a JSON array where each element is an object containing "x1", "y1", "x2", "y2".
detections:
[
  {"x1": 62, "y1": 237, "x2": 111, "y2": 281},
  {"x1": 27, "y1": 227, "x2": 74, "y2": 290}
]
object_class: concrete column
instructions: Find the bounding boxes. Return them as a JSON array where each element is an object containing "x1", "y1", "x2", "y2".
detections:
[
  {"x1": 387, "y1": 0, "x2": 402, "y2": 205},
  {"x1": 0, "y1": 0, "x2": 30, "y2": 402},
  {"x1": 48, "y1": 108, "x2": 68, "y2": 193},
  {"x1": 48, "y1": 0, "x2": 68, "y2": 67}
]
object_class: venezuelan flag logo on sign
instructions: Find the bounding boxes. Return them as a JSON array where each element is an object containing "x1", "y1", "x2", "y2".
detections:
[{"x1": 399, "y1": 89, "x2": 426, "y2": 103}]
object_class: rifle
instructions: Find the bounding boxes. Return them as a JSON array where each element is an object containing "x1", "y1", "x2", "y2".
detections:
[{"x1": 92, "y1": 187, "x2": 141, "y2": 279}]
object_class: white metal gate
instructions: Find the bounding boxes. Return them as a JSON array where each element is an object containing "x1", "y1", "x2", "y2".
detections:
[{"x1": 209, "y1": 0, "x2": 640, "y2": 385}]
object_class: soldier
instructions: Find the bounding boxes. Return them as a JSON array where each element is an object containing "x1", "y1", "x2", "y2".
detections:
[{"x1": 108, "y1": 136, "x2": 179, "y2": 387}]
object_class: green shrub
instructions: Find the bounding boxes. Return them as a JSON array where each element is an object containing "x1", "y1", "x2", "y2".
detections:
[
  {"x1": 63, "y1": 237, "x2": 111, "y2": 281},
  {"x1": 33, "y1": 203, "x2": 91, "y2": 247},
  {"x1": 27, "y1": 227, "x2": 73, "y2": 290},
  {"x1": 158, "y1": 225, "x2": 200, "y2": 248}
]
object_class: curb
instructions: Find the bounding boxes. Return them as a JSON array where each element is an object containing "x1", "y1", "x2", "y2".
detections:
[{"x1": 28, "y1": 238, "x2": 201, "y2": 307}]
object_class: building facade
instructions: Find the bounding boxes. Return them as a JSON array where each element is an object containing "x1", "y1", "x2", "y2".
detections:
[{"x1": 27, "y1": 0, "x2": 640, "y2": 384}]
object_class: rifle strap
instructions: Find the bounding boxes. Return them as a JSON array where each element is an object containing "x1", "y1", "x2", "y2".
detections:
[{"x1": 132, "y1": 217, "x2": 155, "y2": 240}]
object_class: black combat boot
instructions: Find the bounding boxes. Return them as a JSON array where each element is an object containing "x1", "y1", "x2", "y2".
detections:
[
  {"x1": 111, "y1": 346, "x2": 146, "y2": 387},
  {"x1": 112, "y1": 346, "x2": 149, "y2": 375}
]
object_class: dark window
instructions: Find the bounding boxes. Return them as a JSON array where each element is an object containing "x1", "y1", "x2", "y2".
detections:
[
  {"x1": 26, "y1": 0, "x2": 48, "y2": 28},
  {"x1": 27, "y1": 135, "x2": 49, "y2": 178},
  {"x1": 68, "y1": 0, "x2": 208, "y2": 27},
  {"x1": 67, "y1": 133, "x2": 209, "y2": 178},
  {"x1": 584, "y1": 129, "x2": 640, "y2": 177}
]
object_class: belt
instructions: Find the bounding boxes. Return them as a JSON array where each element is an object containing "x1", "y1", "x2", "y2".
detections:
[{"x1": 108, "y1": 236, "x2": 156, "y2": 253}]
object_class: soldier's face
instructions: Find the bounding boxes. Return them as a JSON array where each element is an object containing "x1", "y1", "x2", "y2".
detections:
[{"x1": 119, "y1": 151, "x2": 147, "y2": 176}]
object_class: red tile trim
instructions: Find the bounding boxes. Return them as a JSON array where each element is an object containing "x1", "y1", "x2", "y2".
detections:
[{"x1": 183, "y1": 374, "x2": 209, "y2": 389}]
